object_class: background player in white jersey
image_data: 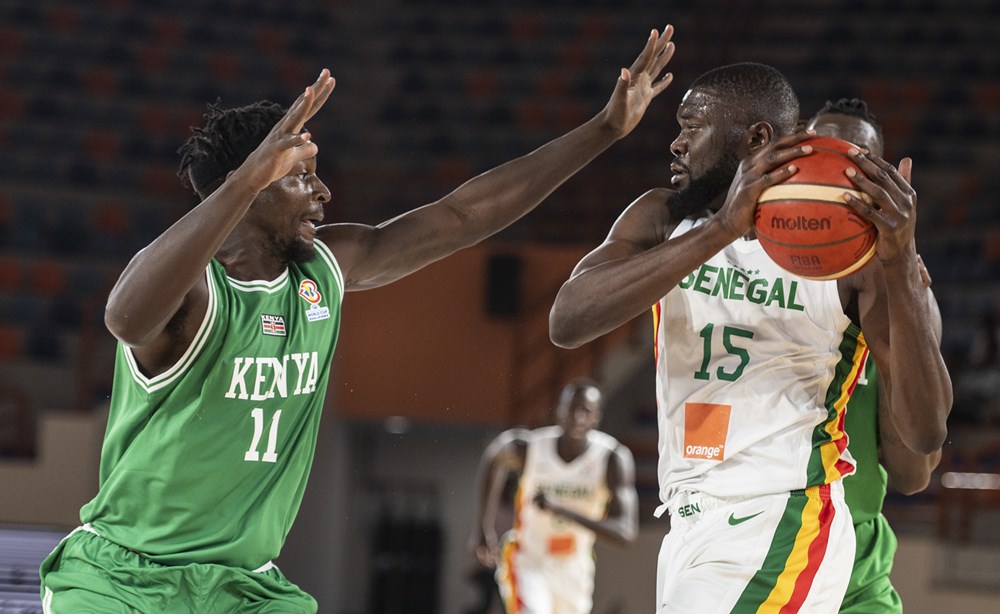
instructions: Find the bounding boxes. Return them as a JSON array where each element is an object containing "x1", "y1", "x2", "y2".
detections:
[
  {"x1": 472, "y1": 378, "x2": 639, "y2": 614},
  {"x1": 806, "y1": 98, "x2": 948, "y2": 614},
  {"x1": 550, "y1": 63, "x2": 952, "y2": 613},
  {"x1": 39, "y1": 29, "x2": 677, "y2": 612}
]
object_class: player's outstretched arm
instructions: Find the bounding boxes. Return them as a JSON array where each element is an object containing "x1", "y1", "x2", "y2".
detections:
[
  {"x1": 105, "y1": 71, "x2": 335, "y2": 367},
  {"x1": 845, "y1": 155, "x2": 952, "y2": 454},
  {"x1": 319, "y1": 27, "x2": 676, "y2": 292},
  {"x1": 469, "y1": 430, "x2": 527, "y2": 568},
  {"x1": 534, "y1": 444, "x2": 638, "y2": 546}
]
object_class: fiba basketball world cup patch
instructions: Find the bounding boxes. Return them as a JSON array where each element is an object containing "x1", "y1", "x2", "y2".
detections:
[
  {"x1": 298, "y1": 279, "x2": 330, "y2": 322},
  {"x1": 260, "y1": 314, "x2": 287, "y2": 336}
]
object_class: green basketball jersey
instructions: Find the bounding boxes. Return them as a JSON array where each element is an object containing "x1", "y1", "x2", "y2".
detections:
[
  {"x1": 842, "y1": 349, "x2": 887, "y2": 524},
  {"x1": 80, "y1": 239, "x2": 344, "y2": 570}
]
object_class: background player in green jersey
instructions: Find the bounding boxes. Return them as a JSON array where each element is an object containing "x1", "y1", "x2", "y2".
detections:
[
  {"x1": 38, "y1": 29, "x2": 677, "y2": 613},
  {"x1": 806, "y1": 98, "x2": 948, "y2": 613}
]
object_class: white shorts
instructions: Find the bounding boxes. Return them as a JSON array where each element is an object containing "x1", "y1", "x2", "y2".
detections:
[
  {"x1": 496, "y1": 532, "x2": 594, "y2": 614},
  {"x1": 656, "y1": 482, "x2": 854, "y2": 614}
]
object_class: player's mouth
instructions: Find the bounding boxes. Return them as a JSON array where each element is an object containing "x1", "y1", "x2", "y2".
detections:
[
  {"x1": 299, "y1": 209, "x2": 324, "y2": 238},
  {"x1": 670, "y1": 162, "x2": 688, "y2": 187}
]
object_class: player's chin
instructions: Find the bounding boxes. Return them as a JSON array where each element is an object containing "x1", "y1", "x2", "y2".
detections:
[{"x1": 287, "y1": 238, "x2": 317, "y2": 263}]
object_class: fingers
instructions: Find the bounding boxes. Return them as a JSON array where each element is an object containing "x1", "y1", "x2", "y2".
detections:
[
  {"x1": 758, "y1": 162, "x2": 800, "y2": 188},
  {"x1": 628, "y1": 28, "x2": 660, "y2": 74},
  {"x1": 300, "y1": 72, "x2": 336, "y2": 126},
  {"x1": 650, "y1": 25, "x2": 675, "y2": 76},
  {"x1": 848, "y1": 148, "x2": 915, "y2": 198},
  {"x1": 775, "y1": 128, "x2": 819, "y2": 148},
  {"x1": 275, "y1": 69, "x2": 335, "y2": 136},
  {"x1": 751, "y1": 140, "x2": 813, "y2": 176},
  {"x1": 652, "y1": 72, "x2": 674, "y2": 96},
  {"x1": 292, "y1": 69, "x2": 335, "y2": 133},
  {"x1": 898, "y1": 156, "x2": 913, "y2": 185}
]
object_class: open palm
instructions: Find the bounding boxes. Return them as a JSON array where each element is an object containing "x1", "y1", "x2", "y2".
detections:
[{"x1": 601, "y1": 26, "x2": 676, "y2": 138}]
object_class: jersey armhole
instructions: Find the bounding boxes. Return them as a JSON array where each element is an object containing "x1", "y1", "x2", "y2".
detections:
[
  {"x1": 314, "y1": 239, "x2": 345, "y2": 297},
  {"x1": 121, "y1": 265, "x2": 220, "y2": 394}
]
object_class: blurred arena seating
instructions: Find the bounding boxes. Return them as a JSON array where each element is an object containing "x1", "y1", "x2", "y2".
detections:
[{"x1": 0, "y1": 0, "x2": 997, "y2": 463}]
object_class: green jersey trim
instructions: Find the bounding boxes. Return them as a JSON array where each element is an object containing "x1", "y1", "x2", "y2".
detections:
[
  {"x1": 122, "y1": 266, "x2": 219, "y2": 394},
  {"x1": 226, "y1": 269, "x2": 290, "y2": 294},
  {"x1": 314, "y1": 239, "x2": 344, "y2": 295}
]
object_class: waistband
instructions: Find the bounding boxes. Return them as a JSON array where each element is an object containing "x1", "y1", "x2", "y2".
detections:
[
  {"x1": 659, "y1": 482, "x2": 843, "y2": 524},
  {"x1": 71, "y1": 524, "x2": 275, "y2": 574}
]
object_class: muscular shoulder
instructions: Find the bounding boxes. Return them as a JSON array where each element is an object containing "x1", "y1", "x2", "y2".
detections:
[{"x1": 611, "y1": 188, "x2": 676, "y2": 248}]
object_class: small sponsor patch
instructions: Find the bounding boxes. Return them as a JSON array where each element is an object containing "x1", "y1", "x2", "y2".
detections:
[
  {"x1": 298, "y1": 279, "x2": 322, "y2": 304},
  {"x1": 260, "y1": 314, "x2": 287, "y2": 336},
  {"x1": 683, "y1": 402, "x2": 731, "y2": 461},
  {"x1": 306, "y1": 305, "x2": 330, "y2": 322}
]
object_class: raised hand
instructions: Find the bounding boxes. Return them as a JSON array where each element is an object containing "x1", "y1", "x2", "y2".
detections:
[
  {"x1": 600, "y1": 26, "x2": 676, "y2": 139},
  {"x1": 842, "y1": 150, "x2": 917, "y2": 263},
  {"x1": 240, "y1": 69, "x2": 337, "y2": 192}
]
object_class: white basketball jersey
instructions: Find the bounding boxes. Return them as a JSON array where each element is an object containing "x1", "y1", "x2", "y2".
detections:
[
  {"x1": 514, "y1": 426, "x2": 616, "y2": 561},
  {"x1": 653, "y1": 215, "x2": 863, "y2": 515}
]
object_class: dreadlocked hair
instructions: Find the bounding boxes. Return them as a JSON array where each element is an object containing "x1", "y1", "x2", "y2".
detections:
[
  {"x1": 812, "y1": 98, "x2": 883, "y2": 144},
  {"x1": 176, "y1": 99, "x2": 286, "y2": 200},
  {"x1": 690, "y1": 62, "x2": 800, "y2": 136}
]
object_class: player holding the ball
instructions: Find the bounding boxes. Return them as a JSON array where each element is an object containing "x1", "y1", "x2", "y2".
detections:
[
  {"x1": 806, "y1": 98, "x2": 947, "y2": 614},
  {"x1": 550, "y1": 63, "x2": 952, "y2": 612}
]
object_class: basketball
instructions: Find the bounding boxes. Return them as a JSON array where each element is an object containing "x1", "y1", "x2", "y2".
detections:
[{"x1": 754, "y1": 136, "x2": 877, "y2": 280}]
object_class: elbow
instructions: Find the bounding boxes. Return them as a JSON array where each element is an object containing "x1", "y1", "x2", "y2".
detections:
[
  {"x1": 548, "y1": 295, "x2": 591, "y2": 349},
  {"x1": 104, "y1": 300, "x2": 149, "y2": 347},
  {"x1": 891, "y1": 471, "x2": 932, "y2": 495},
  {"x1": 612, "y1": 524, "x2": 639, "y2": 548},
  {"x1": 549, "y1": 320, "x2": 584, "y2": 349},
  {"x1": 549, "y1": 309, "x2": 584, "y2": 349},
  {"x1": 907, "y1": 423, "x2": 948, "y2": 456}
]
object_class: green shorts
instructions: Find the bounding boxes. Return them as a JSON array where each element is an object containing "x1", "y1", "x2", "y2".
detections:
[
  {"x1": 39, "y1": 528, "x2": 317, "y2": 613},
  {"x1": 840, "y1": 513, "x2": 902, "y2": 614}
]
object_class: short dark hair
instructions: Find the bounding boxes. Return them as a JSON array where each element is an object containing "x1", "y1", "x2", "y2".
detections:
[
  {"x1": 811, "y1": 97, "x2": 884, "y2": 146},
  {"x1": 177, "y1": 100, "x2": 286, "y2": 199},
  {"x1": 690, "y1": 62, "x2": 800, "y2": 135}
]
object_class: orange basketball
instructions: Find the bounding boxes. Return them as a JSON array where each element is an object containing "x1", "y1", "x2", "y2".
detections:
[{"x1": 754, "y1": 137, "x2": 877, "y2": 280}]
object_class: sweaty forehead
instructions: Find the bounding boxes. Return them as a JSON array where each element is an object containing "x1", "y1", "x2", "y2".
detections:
[{"x1": 678, "y1": 88, "x2": 740, "y2": 121}]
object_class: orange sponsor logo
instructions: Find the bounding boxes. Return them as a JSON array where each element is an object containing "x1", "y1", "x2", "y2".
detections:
[
  {"x1": 547, "y1": 534, "x2": 577, "y2": 556},
  {"x1": 683, "y1": 402, "x2": 732, "y2": 461}
]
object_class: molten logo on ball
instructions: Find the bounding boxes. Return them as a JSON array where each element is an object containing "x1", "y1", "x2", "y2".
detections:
[
  {"x1": 754, "y1": 136, "x2": 877, "y2": 280},
  {"x1": 770, "y1": 216, "x2": 832, "y2": 231}
]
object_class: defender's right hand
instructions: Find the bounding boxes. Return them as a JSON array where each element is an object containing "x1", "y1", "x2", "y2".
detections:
[{"x1": 238, "y1": 69, "x2": 336, "y2": 193}]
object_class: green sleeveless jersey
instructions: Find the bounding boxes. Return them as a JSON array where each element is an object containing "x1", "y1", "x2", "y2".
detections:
[
  {"x1": 80, "y1": 239, "x2": 343, "y2": 570},
  {"x1": 842, "y1": 350, "x2": 887, "y2": 524}
]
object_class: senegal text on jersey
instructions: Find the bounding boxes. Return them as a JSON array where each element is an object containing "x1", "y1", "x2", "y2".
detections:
[
  {"x1": 224, "y1": 352, "x2": 321, "y2": 401},
  {"x1": 679, "y1": 264, "x2": 806, "y2": 312}
]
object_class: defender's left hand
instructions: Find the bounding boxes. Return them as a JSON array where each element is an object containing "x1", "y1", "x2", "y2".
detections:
[
  {"x1": 842, "y1": 150, "x2": 918, "y2": 263},
  {"x1": 600, "y1": 25, "x2": 675, "y2": 139}
]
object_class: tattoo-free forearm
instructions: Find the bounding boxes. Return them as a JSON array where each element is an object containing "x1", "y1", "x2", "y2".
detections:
[
  {"x1": 551, "y1": 218, "x2": 735, "y2": 348},
  {"x1": 880, "y1": 253, "x2": 952, "y2": 453},
  {"x1": 105, "y1": 174, "x2": 260, "y2": 346}
]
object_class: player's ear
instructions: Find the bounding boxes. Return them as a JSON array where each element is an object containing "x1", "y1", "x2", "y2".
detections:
[{"x1": 746, "y1": 121, "x2": 774, "y2": 153}]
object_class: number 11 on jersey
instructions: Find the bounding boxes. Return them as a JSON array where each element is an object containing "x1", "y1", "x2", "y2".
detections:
[{"x1": 245, "y1": 408, "x2": 282, "y2": 463}]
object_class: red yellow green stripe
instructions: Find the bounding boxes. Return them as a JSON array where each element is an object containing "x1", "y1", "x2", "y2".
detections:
[
  {"x1": 733, "y1": 485, "x2": 837, "y2": 612},
  {"x1": 499, "y1": 537, "x2": 521, "y2": 613},
  {"x1": 651, "y1": 302, "x2": 662, "y2": 363},
  {"x1": 807, "y1": 325, "x2": 866, "y2": 486}
]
